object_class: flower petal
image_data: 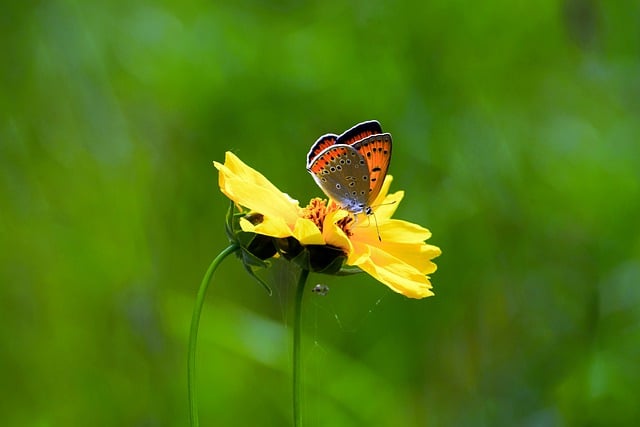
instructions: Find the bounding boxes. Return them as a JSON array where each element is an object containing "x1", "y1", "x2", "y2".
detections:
[
  {"x1": 352, "y1": 176, "x2": 401, "y2": 221},
  {"x1": 322, "y1": 209, "x2": 353, "y2": 253},
  {"x1": 357, "y1": 248, "x2": 435, "y2": 299},
  {"x1": 372, "y1": 175, "x2": 393, "y2": 207},
  {"x1": 214, "y1": 152, "x2": 300, "y2": 225},
  {"x1": 354, "y1": 219, "x2": 440, "y2": 271},
  {"x1": 293, "y1": 218, "x2": 325, "y2": 245},
  {"x1": 240, "y1": 216, "x2": 294, "y2": 238},
  {"x1": 376, "y1": 242, "x2": 440, "y2": 274},
  {"x1": 381, "y1": 219, "x2": 433, "y2": 242}
]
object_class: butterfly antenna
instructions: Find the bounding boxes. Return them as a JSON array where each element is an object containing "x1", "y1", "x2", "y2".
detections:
[
  {"x1": 369, "y1": 200, "x2": 397, "y2": 241},
  {"x1": 372, "y1": 211, "x2": 382, "y2": 241}
]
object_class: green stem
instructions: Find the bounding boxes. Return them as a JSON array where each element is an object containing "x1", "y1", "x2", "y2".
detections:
[
  {"x1": 293, "y1": 268, "x2": 310, "y2": 427},
  {"x1": 188, "y1": 244, "x2": 240, "y2": 427}
]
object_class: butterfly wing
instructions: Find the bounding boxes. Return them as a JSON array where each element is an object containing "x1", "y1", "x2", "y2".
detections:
[
  {"x1": 307, "y1": 121, "x2": 383, "y2": 167},
  {"x1": 307, "y1": 144, "x2": 371, "y2": 214},
  {"x1": 306, "y1": 133, "x2": 338, "y2": 168},
  {"x1": 336, "y1": 120, "x2": 383, "y2": 146},
  {"x1": 351, "y1": 133, "x2": 392, "y2": 204}
]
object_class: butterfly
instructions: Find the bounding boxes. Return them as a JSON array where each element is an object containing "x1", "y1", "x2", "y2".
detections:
[{"x1": 306, "y1": 120, "x2": 392, "y2": 217}]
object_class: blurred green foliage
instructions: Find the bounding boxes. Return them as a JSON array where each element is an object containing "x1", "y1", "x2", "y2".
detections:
[{"x1": 2, "y1": 0, "x2": 639, "y2": 426}]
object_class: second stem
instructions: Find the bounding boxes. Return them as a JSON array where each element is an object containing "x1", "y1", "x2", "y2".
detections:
[{"x1": 292, "y1": 268, "x2": 310, "y2": 427}]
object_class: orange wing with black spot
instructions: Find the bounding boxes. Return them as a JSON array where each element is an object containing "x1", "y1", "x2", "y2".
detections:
[
  {"x1": 352, "y1": 133, "x2": 392, "y2": 202},
  {"x1": 306, "y1": 133, "x2": 338, "y2": 168},
  {"x1": 336, "y1": 120, "x2": 383, "y2": 146}
]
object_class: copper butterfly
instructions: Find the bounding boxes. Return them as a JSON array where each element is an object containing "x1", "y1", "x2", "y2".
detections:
[{"x1": 306, "y1": 120, "x2": 392, "y2": 216}]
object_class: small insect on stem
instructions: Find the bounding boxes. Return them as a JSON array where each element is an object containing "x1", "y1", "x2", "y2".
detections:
[{"x1": 311, "y1": 284, "x2": 330, "y2": 296}]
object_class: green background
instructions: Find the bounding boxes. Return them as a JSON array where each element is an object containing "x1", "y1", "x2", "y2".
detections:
[{"x1": 2, "y1": 1, "x2": 639, "y2": 426}]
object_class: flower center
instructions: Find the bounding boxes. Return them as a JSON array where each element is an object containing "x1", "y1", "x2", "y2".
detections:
[{"x1": 301, "y1": 198, "x2": 354, "y2": 237}]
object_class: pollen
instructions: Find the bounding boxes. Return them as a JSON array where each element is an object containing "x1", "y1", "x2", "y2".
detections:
[
  {"x1": 300, "y1": 198, "x2": 327, "y2": 230},
  {"x1": 301, "y1": 197, "x2": 354, "y2": 236},
  {"x1": 335, "y1": 212, "x2": 355, "y2": 236}
]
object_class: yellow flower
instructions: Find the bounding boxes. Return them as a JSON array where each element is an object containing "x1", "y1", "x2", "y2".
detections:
[{"x1": 214, "y1": 151, "x2": 441, "y2": 299}]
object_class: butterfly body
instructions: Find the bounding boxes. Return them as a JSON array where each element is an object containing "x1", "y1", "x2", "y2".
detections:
[{"x1": 307, "y1": 121, "x2": 392, "y2": 216}]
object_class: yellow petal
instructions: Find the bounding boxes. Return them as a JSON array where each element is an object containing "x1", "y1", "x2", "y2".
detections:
[
  {"x1": 371, "y1": 175, "x2": 393, "y2": 207},
  {"x1": 373, "y1": 190, "x2": 404, "y2": 219},
  {"x1": 376, "y1": 242, "x2": 440, "y2": 274},
  {"x1": 322, "y1": 209, "x2": 353, "y2": 253},
  {"x1": 380, "y1": 219, "x2": 433, "y2": 242},
  {"x1": 350, "y1": 218, "x2": 433, "y2": 246},
  {"x1": 293, "y1": 218, "x2": 325, "y2": 245},
  {"x1": 346, "y1": 237, "x2": 371, "y2": 265},
  {"x1": 214, "y1": 152, "x2": 300, "y2": 225},
  {"x1": 345, "y1": 209, "x2": 441, "y2": 296},
  {"x1": 240, "y1": 216, "x2": 297, "y2": 238},
  {"x1": 356, "y1": 248, "x2": 434, "y2": 299}
]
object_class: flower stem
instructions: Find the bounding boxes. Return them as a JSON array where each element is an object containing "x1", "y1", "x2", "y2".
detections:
[
  {"x1": 293, "y1": 268, "x2": 310, "y2": 427},
  {"x1": 188, "y1": 244, "x2": 240, "y2": 427}
]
